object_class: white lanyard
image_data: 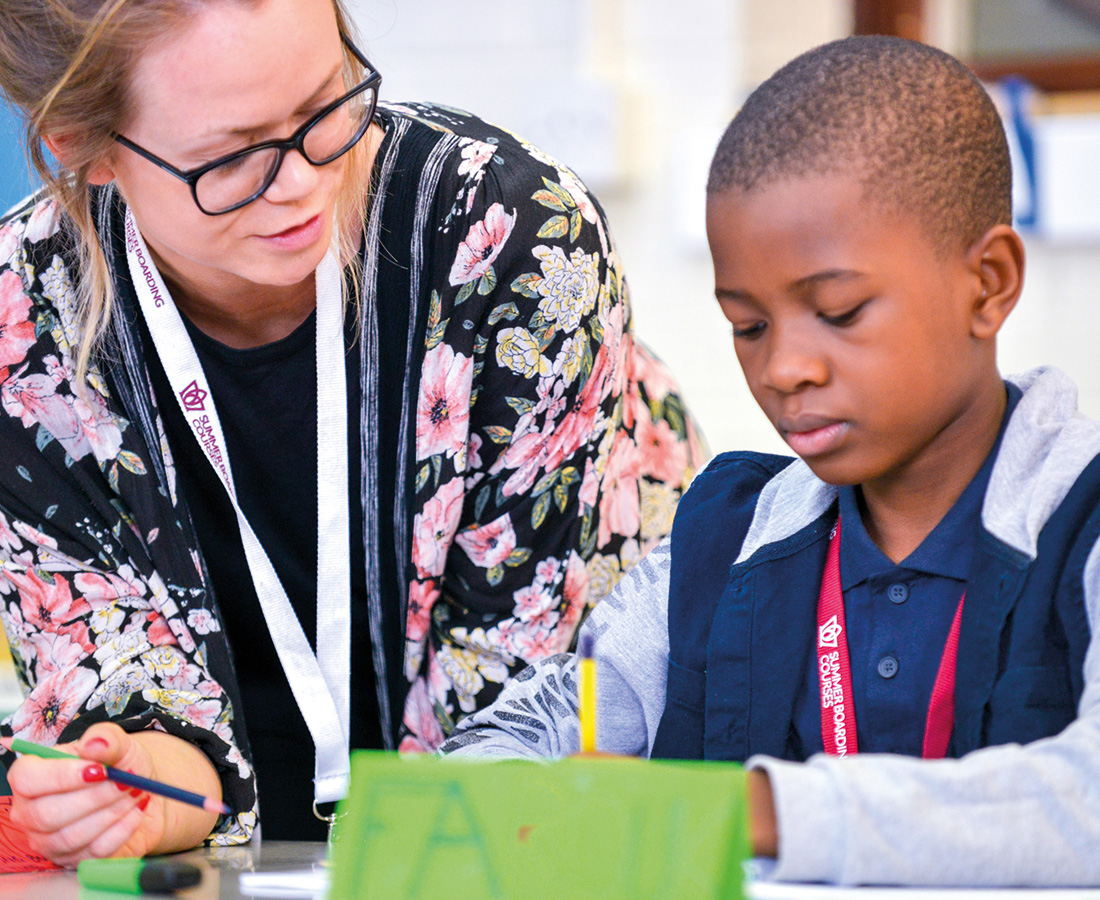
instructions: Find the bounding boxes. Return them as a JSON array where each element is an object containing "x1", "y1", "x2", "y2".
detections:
[{"x1": 123, "y1": 208, "x2": 351, "y2": 805}]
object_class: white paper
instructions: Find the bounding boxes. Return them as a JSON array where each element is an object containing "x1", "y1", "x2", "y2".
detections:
[{"x1": 238, "y1": 866, "x2": 330, "y2": 898}]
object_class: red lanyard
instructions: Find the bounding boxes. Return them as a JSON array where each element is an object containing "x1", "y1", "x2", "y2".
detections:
[{"x1": 817, "y1": 517, "x2": 964, "y2": 759}]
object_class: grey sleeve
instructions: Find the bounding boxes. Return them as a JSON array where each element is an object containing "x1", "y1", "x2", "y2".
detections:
[
  {"x1": 751, "y1": 539, "x2": 1100, "y2": 887},
  {"x1": 441, "y1": 537, "x2": 673, "y2": 759}
]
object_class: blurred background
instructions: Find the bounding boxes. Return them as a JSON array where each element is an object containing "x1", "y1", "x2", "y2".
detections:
[{"x1": 2, "y1": 0, "x2": 1100, "y2": 717}]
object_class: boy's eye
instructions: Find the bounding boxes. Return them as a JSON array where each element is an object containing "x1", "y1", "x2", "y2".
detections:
[
  {"x1": 732, "y1": 321, "x2": 766, "y2": 340},
  {"x1": 819, "y1": 299, "x2": 870, "y2": 328}
]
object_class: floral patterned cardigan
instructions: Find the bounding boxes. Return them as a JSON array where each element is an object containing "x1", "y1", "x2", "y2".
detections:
[{"x1": 0, "y1": 103, "x2": 705, "y2": 841}]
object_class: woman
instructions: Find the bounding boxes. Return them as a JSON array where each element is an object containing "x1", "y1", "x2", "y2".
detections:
[{"x1": 0, "y1": 0, "x2": 703, "y2": 863}]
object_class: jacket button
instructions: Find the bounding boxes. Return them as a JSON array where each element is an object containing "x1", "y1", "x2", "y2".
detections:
[
  {"x1": 877, "y1": 656, "x2": 899, "y2": 679},
  {"x1": 888, "y1": 583, "x2": 909, "y2": 604}
]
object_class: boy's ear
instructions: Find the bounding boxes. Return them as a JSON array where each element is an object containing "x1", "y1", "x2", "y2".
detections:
[
  {"x1": 965, "y1": 224, "x2": 1025, "y2": 340},
  {"x1": 43, "y1": 134, "x2": 115, "y2": 186}
]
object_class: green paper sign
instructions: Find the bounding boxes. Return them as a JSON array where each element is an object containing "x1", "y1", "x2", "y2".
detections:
[{"x1": 327, "y1": 751, "x2": 747, "y2": 900}]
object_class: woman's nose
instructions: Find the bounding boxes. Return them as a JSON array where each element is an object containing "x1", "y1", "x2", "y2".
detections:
[{"x1": 262, "y1": 148, "x2": 320, "y2": 203}]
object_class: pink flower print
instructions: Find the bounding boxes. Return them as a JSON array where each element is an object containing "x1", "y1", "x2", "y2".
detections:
[
  {"x1": 467, "y1": 432, "x2": 483, "y2": 471},
  {"x1": 457, "y1": 140, "x2": 497, "y2": 178},
  {"x1": 0, "y1": 270, "x2": 36, "y2": 370},
  {"x1": 407, "y1": 579, "x2": 439, "y2": 644},
  {"x1": 145, "y1": 611, "x2": 176, "y2": 647},
  {"x1": 1, "y1": 368, "x2": 122, "y2": 462},
  {"x1": 70, "y1": 390, "x2": 124, "y2": 462},
  {"x1": 499, "y1": 429, "x2": 556, "y2": 498},
  {"x1": 11, "y1": 666, "x2": 97, "y2": 744},
  {"x1": 560, "y1": 551, "x2": 589, "y2": 631},
  {"x1": 8, "y1": 569, "x2": 91, "y2": 632},
  {"x1": 0, "y1": 222, "x2": 21, "y2": 263},
  {"x1": 74, "y1": 570, "x2": 145, "y2": 605},
  {"x1": 175, "y1": 697, "x2": 222, "y2": 731},
  {"x1": 635, "y1": 416, "x2": 689, "y2": 485},
  {"x1": 2, "y1": 370, "x2": 70, "y2": 430},
  {"x1": 43, "y1": 354, "x2": 72, "y2": 385},
  {"x1": 557, "y1": 168, "x2": 609, "y2": 256},
  {"x1": 185, "y1": 608, "x2": 220, "y2": 635},
  {"x1": 535, "y1": 557, "x2": 561, "y2": 585},
  {"x1": 28, "y1": 628, "x2": 92, "y2": 675},
  {"x1": 631, "y1": 342, "x2": 679, "y2": 403},
  {"x1": 399, "y1": 677, "x2": 445, "y2": 753},
  {"x1": 511, "y1": 623, "x2": 561, "y2": 661},
  {"x1": 512, "y1": 583, "x2": 557, "y2": 624},
  {"x1": 448, "y1": 203, "x2": 516, "y2": 286},
  {"x1": 535, "y1": 376, "x2": 567, "y2": 420},
  {"x1": 0, "y1": 511, "x2": 21, "y2": 553},
  {"x1": 416, "y1": 343, "x2": 473, "y2": 462},
  {"x1": 557, "y1": 169, "x2": 598, "y2": 225},
  {"x1": 621, "y1": 376, "x2": 644, "y2": 431},
  {"x1": 24, "y1": 200, "x2": 60, "y2": 243},
  {"x1": 12, "y1": 526, "x2": 55, "y2": 558},
  {"x1": 411, "y1": 476, "x2": 464, "y2": 579},
  {"x1": 455, "y1": 513, "x2": 517, "y2": 569},
  {"x1": 532, "y1": 303, "x2": 626, "y2": 474},
  {"x1": 578, "y1": 456, "x2": 599, "y2": 510},
  {"x1": 197, "y1": 678, "x2": 225, "y2": 700},
  {"x1": 597, "y1": 434, "x2": 642, "y2": 549},
  {"x1": 161, "y1": 659, "x2": 204, "y2": 692}
]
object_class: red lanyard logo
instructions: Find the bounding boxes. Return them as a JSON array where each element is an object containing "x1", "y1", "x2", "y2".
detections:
[{"x1": 817, "y1": 517, "x2": 964, "y2": 759}]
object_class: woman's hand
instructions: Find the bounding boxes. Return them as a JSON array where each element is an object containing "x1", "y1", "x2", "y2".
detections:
[{"x1": 6, "y1": 722, "x2": 223, "y2": 867}]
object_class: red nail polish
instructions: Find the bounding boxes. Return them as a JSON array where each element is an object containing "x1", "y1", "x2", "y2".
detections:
[
  {"x1": 129, "y1": 788, "x2": 142, "y2": 798},
  {"x1": 82, "y1": 764, "x2": 107, "y2": 783},
  {"x1": 137, "y1": 794, "x2": 150, "y2": 812},
  {"x1": 115, "y1": 782, "x2": 128, "y2": 792}
]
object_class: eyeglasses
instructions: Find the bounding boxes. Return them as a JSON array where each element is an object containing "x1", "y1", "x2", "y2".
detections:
[{"x1": 113, "y1": 35, "x2": 381, "y2": 215}]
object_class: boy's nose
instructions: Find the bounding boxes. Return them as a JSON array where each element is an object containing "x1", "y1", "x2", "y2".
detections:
[{"x1": 759, "y1": 329, "x2": 829, "y2": 394}]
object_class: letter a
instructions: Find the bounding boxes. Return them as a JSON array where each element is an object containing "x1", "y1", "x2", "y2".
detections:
[{"x1": 406, "y1": 782, "x2": 503, "y2": 899}]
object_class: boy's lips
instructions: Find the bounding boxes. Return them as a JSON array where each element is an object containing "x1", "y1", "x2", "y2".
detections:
[{"x1": 779, "y1": 416, "x2": 849, "y2": 457}]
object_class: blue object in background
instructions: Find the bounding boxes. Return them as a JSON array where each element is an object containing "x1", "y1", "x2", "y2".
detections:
[
  {"x1": 1000, "y1": 76, "x2": 1039, "y2": 232},
  {"x1": 0, "y1": 100, "x2": 27, "y2": 793},
  {"x1": 0, "y1": 100, "x2": 38, "y2": 214}
]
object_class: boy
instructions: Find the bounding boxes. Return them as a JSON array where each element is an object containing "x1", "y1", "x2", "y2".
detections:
[{"x1": 441, "y1": 36, "x2": 1100, "y2": 885}]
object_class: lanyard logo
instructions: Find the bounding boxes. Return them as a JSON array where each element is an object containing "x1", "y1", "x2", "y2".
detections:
[
  {"x1": 818, "y1": 613, "x2": 842, "y2": 648},
  {"x1": 180, "y1": 380, "x2": 208, "y2": 412}
]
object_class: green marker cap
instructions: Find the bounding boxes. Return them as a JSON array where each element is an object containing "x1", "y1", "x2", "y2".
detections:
[{"x1": 77, "y1": 857, "x2": 201, "y2": 894}]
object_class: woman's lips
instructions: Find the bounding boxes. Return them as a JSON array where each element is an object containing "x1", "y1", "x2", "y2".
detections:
[
  {"x1": 259, "y1": 213, "x2": 323, "y2": 250},
  {"x1": 781, "y1": 419, "x2": 849, "y2": 457}
]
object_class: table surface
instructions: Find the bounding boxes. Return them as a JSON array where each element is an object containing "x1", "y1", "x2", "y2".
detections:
[
  {"x1": 5, "y1": 842, "x2": 1100, "y2": 899},
  {"x1": 0, "y1": 840, "x2": 328, "y2": 899}
]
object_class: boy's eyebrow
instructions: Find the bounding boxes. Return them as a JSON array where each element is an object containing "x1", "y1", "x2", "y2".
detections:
[
  {"x1": 715, "y1": 269, "x2": 866, "y2": 302},
  {"x1": 714, "y1": 287, "x2": 753, "y2": 301},
  {"x1": 789, "y1": 269, "x2": 865, "y2": 292}
]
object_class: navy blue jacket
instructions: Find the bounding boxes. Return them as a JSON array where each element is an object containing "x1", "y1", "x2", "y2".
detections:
[{"x1": 652, "y1": 449, "x2": 1099, "y2": 761}]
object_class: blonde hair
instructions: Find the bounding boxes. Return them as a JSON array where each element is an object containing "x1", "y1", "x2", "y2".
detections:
[{"x1": 0, "y1": 0, "x2": 370, "y2": 387}]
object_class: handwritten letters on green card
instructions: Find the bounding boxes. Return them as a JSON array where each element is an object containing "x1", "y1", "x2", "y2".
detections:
[{"x1": 327, "y1": 752, "x2": 747, "y2": 900}]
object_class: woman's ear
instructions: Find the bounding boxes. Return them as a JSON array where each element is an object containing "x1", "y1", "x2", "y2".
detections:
[
  {"x1": 965, "y1": 224, "x2": 1025, "y2": 340},
  {"x1": 43, "y1": 134, "x2": 115, "y2": 186}
]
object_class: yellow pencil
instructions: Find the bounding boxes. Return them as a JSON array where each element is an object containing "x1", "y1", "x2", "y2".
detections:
[{"x1": 578, "y1": 632, "x2": 597, "y2": 753}]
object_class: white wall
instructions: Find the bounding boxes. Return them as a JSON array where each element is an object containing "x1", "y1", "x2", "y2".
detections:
[
  {"x1": 350, "y1": 0, "x2": 785, "y2": 454},
  {"x1": 351, "y1": 0, "x2": 1100, "y2": 455}
]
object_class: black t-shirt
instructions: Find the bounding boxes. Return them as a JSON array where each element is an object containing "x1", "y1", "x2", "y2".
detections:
[{"x1": 146, "y1": 310, "x2": 384, "y2": 840}]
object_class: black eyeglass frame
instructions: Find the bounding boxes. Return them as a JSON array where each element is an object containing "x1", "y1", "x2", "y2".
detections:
[{"x1": 113, "y1": 34, "x2": 381, "y2": 215}]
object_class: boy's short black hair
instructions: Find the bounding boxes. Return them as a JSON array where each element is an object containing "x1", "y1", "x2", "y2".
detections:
[{"x1": 708, "y1": 35, "x2": 1012, "y2": 252}]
